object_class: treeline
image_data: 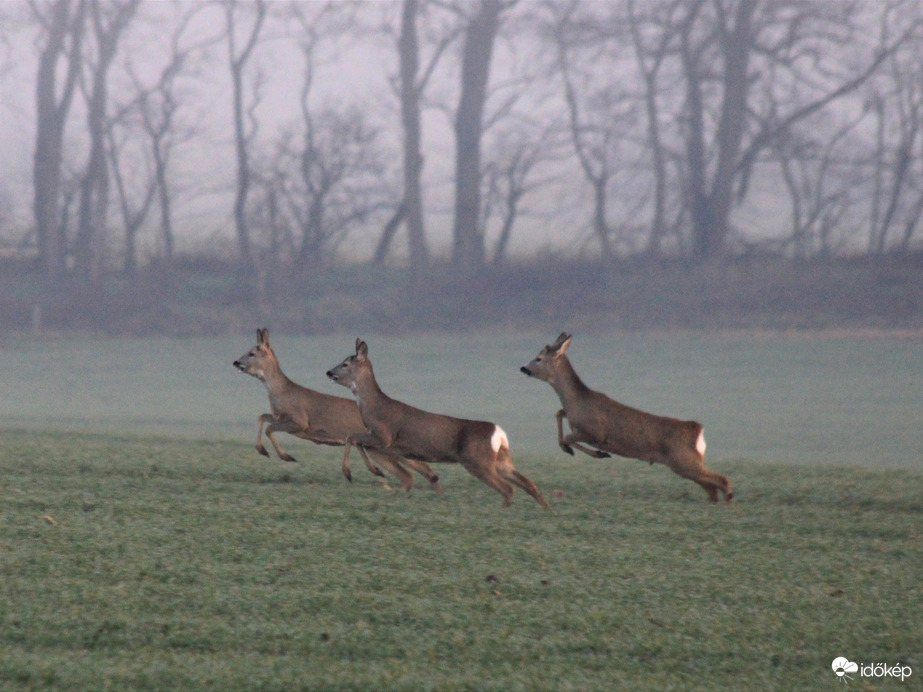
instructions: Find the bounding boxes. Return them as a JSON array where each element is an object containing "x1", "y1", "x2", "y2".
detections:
[
  {"x1": 2, "y1": 253, "x2": 921, "y2": 335},
  {"x1": 3, "y1": 0, "x2": 923, "y2": 290}
]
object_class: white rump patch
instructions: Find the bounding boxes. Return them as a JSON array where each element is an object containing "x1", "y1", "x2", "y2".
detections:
[
  {"x1": 491, "y1": 425, "x2": 508, "y2": 454},
  {"x1": 696, "y1": 429, "x2": 707, "y2": 456}
]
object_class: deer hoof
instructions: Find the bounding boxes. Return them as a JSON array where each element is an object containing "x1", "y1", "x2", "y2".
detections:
[
  {"x1": 256, "y1": 445, "x2": 270, "y2": 457},
  {"x1": 280, "y1": 454, "x2": 297, "y2": 463},
  {"x1": 560, "y1": 444, "x2": 575, "y2": 456},
  {"x1": 595, "y1": 451, "x2": 612, "y2": 459}
]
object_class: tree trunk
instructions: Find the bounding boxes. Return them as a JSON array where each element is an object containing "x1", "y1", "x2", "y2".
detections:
[
  {"x1": 225, "y1": 0, "x2": 266, "y2": 278},
  {"x1": 706, "y1": 0, "x2": 756, "y2": 258},
  {"x1": 373, "y1": 201, "x2": 407, "y2": 265},
  {"x1": 154, "y1": 148, "x2": 174, "y2": 260},
  {"x1": 682, "y1": 0, "x2": 756, "y2": 260},
  {"x1": 33, "y1": 0, "x2": 86, "y2": 279},
  {"x1": 399, "y1": 0, "x2": 429, "y2": 271},
  {"x1": 452, "y1": 0, "x2": 502, "y2": 274},
  {"x1": 232, "y1": 62, "x2": 255, "y2": 275}
]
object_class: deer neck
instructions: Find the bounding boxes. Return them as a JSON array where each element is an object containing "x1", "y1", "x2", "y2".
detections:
[
  {"x1": 350, "y1": 363, "x2": 385, "y2": 410},
  {"x1": 550, "y1": 356, "x2": 592, "y2": 409},
  {"x1": 258, "y1": 357, "x2": 292, "y2": 395}
]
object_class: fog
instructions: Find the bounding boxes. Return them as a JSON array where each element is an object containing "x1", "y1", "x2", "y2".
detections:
[{"x1": 3, "y1": 0, "x2": 922, "y2": 278}]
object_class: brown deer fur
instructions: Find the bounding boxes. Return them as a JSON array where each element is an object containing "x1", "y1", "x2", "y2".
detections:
[
  {"x1": 326, "y1": 339, "x2": 549, "y2": 509},
  {"x1": 521, "y1": 333, "x2": 732, "y2": 502},
  {"x1": 233, "y1": 329, "x2": 442, "y2": 492}
]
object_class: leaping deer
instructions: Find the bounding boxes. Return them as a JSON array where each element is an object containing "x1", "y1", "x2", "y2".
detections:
[
  {"x1": 521, "y1": 333, "x2": 732, "y2": 502},
  {"x1": 233, "y1": 329, "x2": 442, "y2": 493},
  {"x1": 326, "y1": 339, "x2": 549, "y2": 509}
]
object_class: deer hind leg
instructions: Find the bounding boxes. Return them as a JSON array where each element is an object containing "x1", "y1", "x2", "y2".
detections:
[
  {"x1": 670, "y1": 450, "x2": 732, "y2": 503},
  {"x1": 462, "y1": 458, "x2": 515, "y2": 507},
  {"x1": 688, "y1": 464, "x2": 733, "y2": 503},
  {"x1": 706, "y1": 469, "x2": 733, "y2": 503},
  {"x1": 495, "y1": 451, "x2": 549, "y2": 509},
  {"x1": 399, "y1": 457, "x2": 444, "y2": 493}
]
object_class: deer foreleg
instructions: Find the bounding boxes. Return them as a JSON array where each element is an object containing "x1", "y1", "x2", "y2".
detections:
[
  {"x1": 365, "y1": 450, "x2": 418, "y2": 489},
  {"x1": 555, "y1": 409, "x2": 573, "y2": 455},
  {"x1": 563, "y1": 435, "x2": 612, "y2": 459},
  {"x1": 357, "y1": 446, "x2": 386, "y2": 479},
  {"x1": 265, "y1": 424, "x2": 298, "y2": 462},
  {"x1": 341, "y1": 440, "x2": 356, "y2": 482},
  {"x1": 555, "y1": 410, "x2": 610, "y2": 459},
  {"x1": 261, "y1": 413, "x2": 304, "y2": 462},
  {"x1": 255, "y1": 414, "x2": 274, "y2": 457}
]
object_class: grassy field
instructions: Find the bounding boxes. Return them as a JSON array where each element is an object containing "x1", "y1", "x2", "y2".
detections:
[
  {"x1": 1, "y1": 429, "x2": 920, "y2": 691},
  {"x1": 1, "y1": 331, "x2": 921, "y2": 467}
]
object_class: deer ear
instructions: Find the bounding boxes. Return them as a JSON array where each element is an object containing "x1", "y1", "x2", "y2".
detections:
[
  {"x1": 554, "y1": 333, "x2": 572, "y2": 356},
  {"x1": 257, "y1": 328, "x2": 270, "y2": 346},
  {"x1": 356, "y1": 340, "x2": 368, "y2": 360},
  {"x1": 550, "y1": 332, "x2": 570, "y2": 350}
]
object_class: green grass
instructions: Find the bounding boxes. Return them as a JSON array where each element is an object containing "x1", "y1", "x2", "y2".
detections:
[{"x1": 1, "y1": 429, "x2": 920, "y2": 691}]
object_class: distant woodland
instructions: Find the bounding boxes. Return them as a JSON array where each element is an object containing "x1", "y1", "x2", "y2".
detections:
[{"x1": 2, "y1": 1, "x2": 923, "y2": 334}]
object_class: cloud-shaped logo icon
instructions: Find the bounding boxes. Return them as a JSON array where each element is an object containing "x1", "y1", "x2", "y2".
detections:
[{"x1": 832, "y1": 657, "x2": 859, "y2": 682}]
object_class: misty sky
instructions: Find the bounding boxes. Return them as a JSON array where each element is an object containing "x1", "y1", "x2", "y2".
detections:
[
  {"x1": 2, "y1": 0, "x2": 582, "y2": 259},
  {"x1": 0, "y1": 0, "x2": 893, "y2": 262}
]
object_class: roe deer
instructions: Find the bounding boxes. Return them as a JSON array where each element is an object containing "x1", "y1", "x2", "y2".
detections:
[
  {"x1": 326, "y1": 339, "x2": 549, "y2": 509},
  {"x1": 521, "y1": 333, "x2": 732, "y2": 502},
  {"x1": 233, "y1": 328, "x2": 442, "y2": 492}
]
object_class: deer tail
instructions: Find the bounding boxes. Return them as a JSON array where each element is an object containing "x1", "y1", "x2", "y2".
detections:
[{"x1": 696, "y1": 427, "x2": 706, "y2": 456}]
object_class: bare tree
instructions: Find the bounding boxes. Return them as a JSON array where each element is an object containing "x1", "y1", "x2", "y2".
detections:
[
  {"x1": 626, "y1": 0, "x2": 684, "y2": 255},
  {"x1": 30, "y1": 0, "x2": 86, "y2": 278},
  {"x1": 451, "y1": 0, "x2": 508, "y2": 273},
  {"x1": 684, "y1": 0, "x2": 914, "y2": 259},
  {"x1": 120, "y1": 3, "x2": 206, "y2": 266},
  {"x1": 482, "y1": 127, "x2": 550, "y2": 266},
  {"x1": 282, "y1": 108, "x2": 386, "y2": 269},
  {"x1": 224, "y1": 0, "x2": 266, "y2": 277},
  {"x1": 865, "y1": 6, "x2": 923, "y2": 255},
  {"x1": 396, "y1": 0, "x2": 428, "y2": 270},
  {"x1": 771, "y1": 112, "x2": 863, "y2": 258},
  {"x1": 106, "y1": 113, "x2": 157, "y2": 275},
  {"x1": 73, "y1": 0, "x2": 141, "y2": 282},
  {"x1": 677, "y1": 0, "x2": 756, "y2": 260},
  {"x1": 374, "y1": 0, "x2": 461, "y2": 270},
  {"x1": 107, "y1": 3, "x2": 202, "y2": 275},
  {"x1": 546, "y1": 0, "x2": 639, "y2": 259}
]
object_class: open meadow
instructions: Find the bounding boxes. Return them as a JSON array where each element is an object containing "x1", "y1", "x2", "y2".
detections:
[{"x1": 1, "y1": 331, "x2": 921, "y2": 690}]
